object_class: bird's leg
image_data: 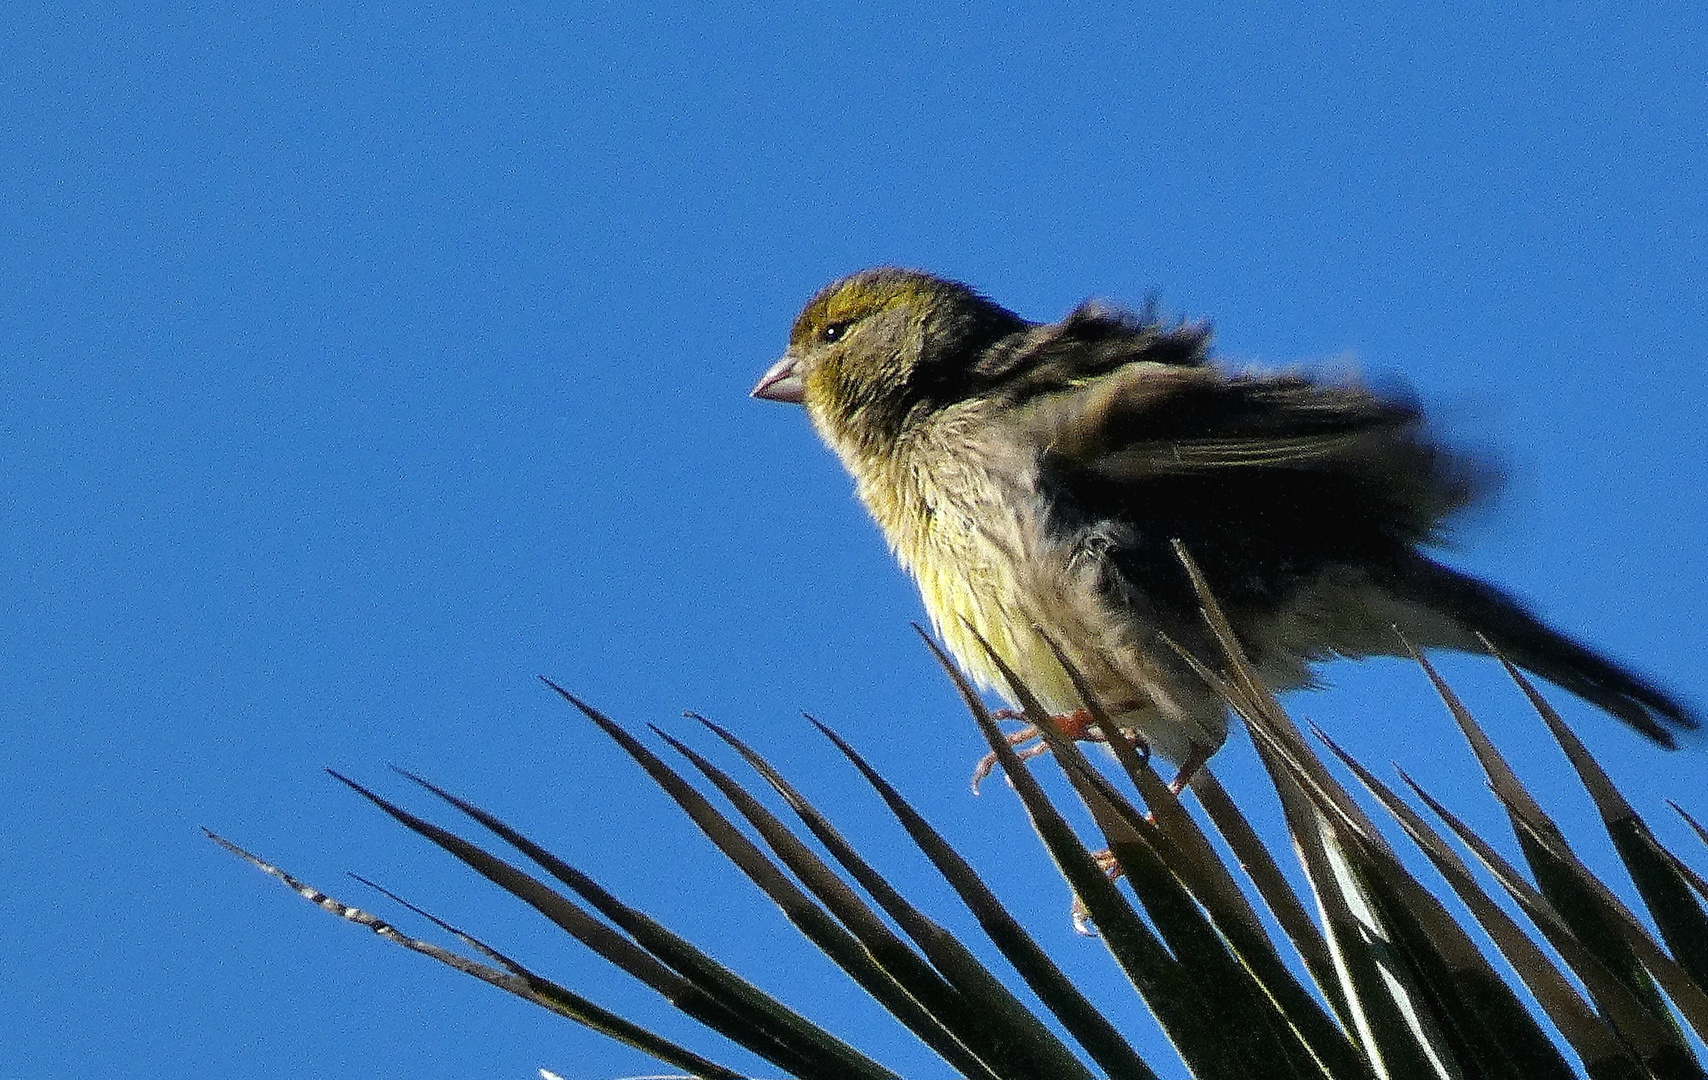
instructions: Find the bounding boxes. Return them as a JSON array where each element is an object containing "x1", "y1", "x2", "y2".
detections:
[
  {"x1": 1168, "y1": 742, "x2": 1213, "y2": 796},
  {"x1": 970, "y1": 707, "x2": 1102, "y2": 793},
  {"x1": 1069, "y1": 849, "x2": 1128, "y2": 935},
  {"x1": 1074, "y1": 736, "x2": 1197, "y2": 934},
  {"x1": 970, "y1": 725, "x2": 1061, "y2": 792}
]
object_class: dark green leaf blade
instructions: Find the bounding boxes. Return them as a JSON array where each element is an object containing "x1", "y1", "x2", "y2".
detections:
[{"x1": 206, "y1": 830, "x2": 746, "y2": 1080}]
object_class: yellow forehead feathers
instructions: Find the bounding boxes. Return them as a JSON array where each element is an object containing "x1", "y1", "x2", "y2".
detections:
[{"x1": 789, "y1": 270, "x2": 936, "y2": 349}]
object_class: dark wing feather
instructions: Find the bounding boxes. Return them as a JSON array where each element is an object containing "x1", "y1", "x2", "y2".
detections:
[
  {"x1": 1000, "y1": 308, "x2": 1694, "y2": 746},
  {"x1": 959, "y1": 302, "x2": 1211, "y2": 404},
  {"x1": 1024, "y1": 357, "x2": 1493, "y2": 625}
]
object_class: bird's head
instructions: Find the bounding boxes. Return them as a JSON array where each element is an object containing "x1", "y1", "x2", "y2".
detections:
[{"x1": 752, "y1": 268, "x2": 1028, "y2": 455}]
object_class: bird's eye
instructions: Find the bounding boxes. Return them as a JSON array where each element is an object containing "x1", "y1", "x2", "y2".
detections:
[{"x1": 820, "y1": 321, "x2": 852, "y2": 343}]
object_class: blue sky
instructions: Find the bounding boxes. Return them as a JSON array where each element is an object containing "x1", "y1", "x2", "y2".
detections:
[{"x1": 4, "y1": 3, "x2": 1706, "y2": 1077}]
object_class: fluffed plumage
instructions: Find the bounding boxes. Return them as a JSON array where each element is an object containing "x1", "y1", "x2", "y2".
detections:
[{"x1": 753, "y1": 267, "x2": 1697, "y2": 769}]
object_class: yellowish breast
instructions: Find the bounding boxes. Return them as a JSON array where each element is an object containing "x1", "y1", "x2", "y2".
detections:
[
  {"x1": 817, "y1": 412, "x2": 1221, "y2": 767},
  {"x1": 850, "y1": 433, "x2": 1087, "y2": 717}
]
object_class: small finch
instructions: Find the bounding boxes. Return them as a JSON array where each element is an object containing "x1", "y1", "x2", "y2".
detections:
[{"x1": 753, "y1": 267, "x2": 1696, "y2": 781}]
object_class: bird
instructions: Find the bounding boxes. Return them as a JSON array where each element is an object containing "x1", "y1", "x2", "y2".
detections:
[{"x1": 752, "y1": 267, "x2": 1697, "y2": 786}]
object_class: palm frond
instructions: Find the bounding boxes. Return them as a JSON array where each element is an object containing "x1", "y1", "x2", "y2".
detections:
[{"x1": 217, "y1": 562, "x2": 1708, "y2": 1079}]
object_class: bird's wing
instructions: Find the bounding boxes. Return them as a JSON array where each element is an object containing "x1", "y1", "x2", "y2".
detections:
[
  {"x1": 963, "y1": 301, "x2": 1210, "y2": 401},
  {"x1": 1010, "y1": 359, "x2": 1498, "y2": 656},
  {"x1": 1027, "y1": 361, "x2": 1489, "y2": 542}
]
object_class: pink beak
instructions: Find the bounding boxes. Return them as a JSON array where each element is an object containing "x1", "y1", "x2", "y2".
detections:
[{"x1": 751, "y1": 356, "x2": 805, "y2": 404}]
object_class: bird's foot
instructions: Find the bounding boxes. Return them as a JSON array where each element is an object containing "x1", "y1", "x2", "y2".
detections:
[
  {"x1": 1070, "y1": 847, "x2": 1127, "y2": 935},
  {"x1": 970, "y1": 707, "x2": 1103, "y2": 793},
  {"x1": 1168, "y1": 744, "x2": 1212, "y2": 796},
  {"x1": 1068, "y1": 748, "x2": 1211, "y2": 932}
]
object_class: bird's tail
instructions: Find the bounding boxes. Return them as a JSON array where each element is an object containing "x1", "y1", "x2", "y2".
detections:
[{"x1": 1378, "y1": 554, "x2": 1698, "y2": 748}]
